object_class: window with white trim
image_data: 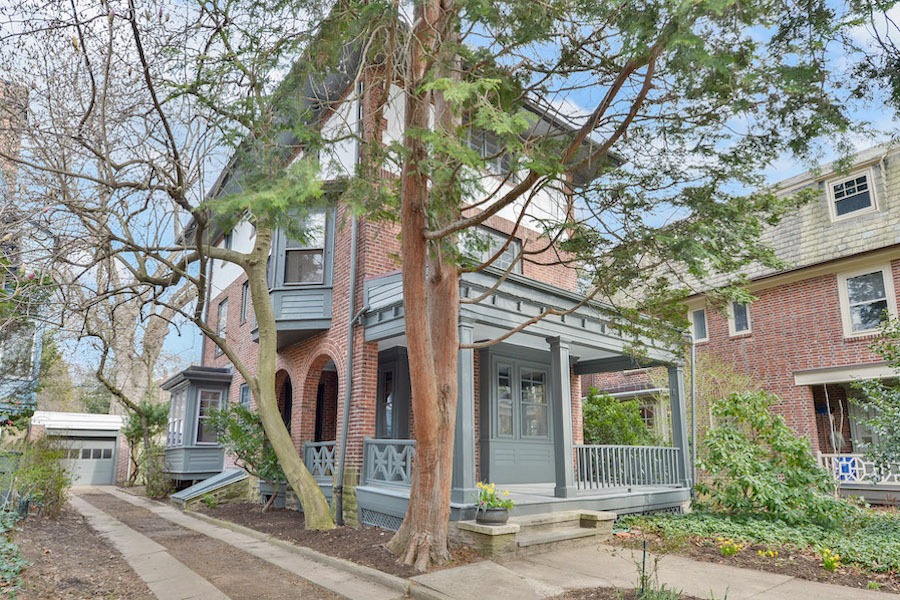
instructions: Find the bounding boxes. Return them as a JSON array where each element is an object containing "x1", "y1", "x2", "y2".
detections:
[
  {"x1": 196, "y1": 389, "x2": 223, "y2": 444},
  {"x1": 284, "y1": 211, "x2": 326, "y2": 284},
  {"x1": 828, "y1": 171, "x2": 877, "y2": 220},
  {"x1": 839, "y1": 267, "x2": 895, "y2": 335},
  {"x1": 467, "y1": 128, "x2": 519, "y2": 181},
  {"x1": 239, "y1": 383, "x2": 251, "y2": 408},
  {"x1": 240, "y1": 281, "x2": 249, "y2": 324},
  {"x1": 690, "y1": 308, "x2": 708, "y2": 342},
  {"x1": 728, "y1": 302, "x2": 751, "y2": 336},
  {"x1": 215, "y1": 298, "x2": 227, "y2": 355}
]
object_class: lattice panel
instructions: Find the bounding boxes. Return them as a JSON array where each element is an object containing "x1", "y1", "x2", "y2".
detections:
[{"x1": 360, "y1": 508, "x2": 403, "y2": 531}]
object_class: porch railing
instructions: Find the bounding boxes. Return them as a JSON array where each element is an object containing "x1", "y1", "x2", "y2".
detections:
[
  {"x1": 818, "y1": 453, "x2": 900, "y2": 485},
  {"x1": 575, "y1": 444, "x2": 680, "y2": 490},
  {"x1": 361, "y1": 438, "x2": 415, "y2": 487},
  {"x1": 303, "y1": 441, "x2": 336, "y2": 480}
]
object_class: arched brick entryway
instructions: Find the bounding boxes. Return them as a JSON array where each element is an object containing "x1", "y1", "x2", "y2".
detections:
[{"x1": 300, "y1": 354, "x2": 340, "y2": 443}]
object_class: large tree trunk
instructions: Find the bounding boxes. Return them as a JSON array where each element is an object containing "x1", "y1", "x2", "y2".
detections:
[
  {"x1": 245, "y1": 226, "x2": 334, "y2": 530},
  {"x1": 387, "y1": 0, "x2": 461, "y2": 571}
]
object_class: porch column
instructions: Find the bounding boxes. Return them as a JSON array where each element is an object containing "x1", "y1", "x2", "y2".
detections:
[
  {"x1": 452, "y1": 319, "x2": 477, "y2": 504},
  {"x1": 549, "y1": 336, "x2": 576, "y2": 498},
  {"x1": 668, "y1": 365, "x2": 691, "y2": 487}
]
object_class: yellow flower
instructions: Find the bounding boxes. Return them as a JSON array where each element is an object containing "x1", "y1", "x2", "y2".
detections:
[{"x1": 503, "y1": 491, "x2": 510, "y2": 496}]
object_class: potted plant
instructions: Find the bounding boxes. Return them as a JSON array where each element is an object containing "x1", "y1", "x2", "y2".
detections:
[{"x1": 475, "y1": 481, "x2": 514, "y2": 525}]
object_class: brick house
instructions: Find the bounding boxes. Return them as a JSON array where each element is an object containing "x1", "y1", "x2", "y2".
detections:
[
  {"x1": 162, "y1": 67, "x2": 693, "y2": 527},
  {"x1": 588, "y1": 145, "x2": 900, "y2": 494}
]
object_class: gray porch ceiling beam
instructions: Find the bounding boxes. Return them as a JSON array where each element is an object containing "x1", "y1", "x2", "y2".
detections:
[{"x1": 573, "y1": 356, "x2": 668, "y2": 375}]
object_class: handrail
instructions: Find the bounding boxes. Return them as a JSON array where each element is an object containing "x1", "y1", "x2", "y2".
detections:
[
  {"x1": 303, "y1": 440, "x2": 336, "y2": 479},
  {"x1": 575, "y1": 444, "x2": 680, "y2": 490}
]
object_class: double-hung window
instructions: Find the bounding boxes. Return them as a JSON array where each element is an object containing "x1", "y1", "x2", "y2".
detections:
[
  {"x1": 239, "y1": 383, "x2": 251, "y2": 408},
  {"x1": 195, "y1": 389, "x2": 223, "y2": 444},
  {"x1": 240, "y1": 281, "x2": 249, "y2": 324},
  {"x1": 461, "y1": 227, "x2": 522, "y2": 273},
  {"x1": 215, "y1": 298, "x2": 227, "y2": 355},
  {"x1": 728, "y1": 302, "x2": 751, "y2": 336},
  {"x1": 690, "y1": 308, "x2": 708, "y2": 342},
  {"x1": 284, "y1": 211, "x2": 326, "y2": 284},
  {"x1": 167, "y1": 388, "x2": 186, "y2": 446},
  {"x1": 839, "y1": 266, "x2": 896, "y2": 336},
  {"x1": 467, "y1": 128, "x2": 519, "y2": 181},
  {"x1": 828, "y1": 170, "x2": 877, "y2": 220}
]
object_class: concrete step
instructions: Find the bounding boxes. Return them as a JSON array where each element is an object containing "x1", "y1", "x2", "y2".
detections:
[
  {"x1": 516, "y1": 526, "x2": 598, "y2": 547},
  {"x1": 451, "y1": 509, "x2": 616, "y2": 559}
]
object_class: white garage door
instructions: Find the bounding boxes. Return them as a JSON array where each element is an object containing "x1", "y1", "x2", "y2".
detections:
[{"x1": 61, "y1": 438, "x2": 117, "y2": 485}]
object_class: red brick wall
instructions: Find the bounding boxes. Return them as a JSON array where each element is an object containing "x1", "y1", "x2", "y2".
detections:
[
  {"x1": 115, "y1": 434, "x2": 130, "y2": 484},
  {"x1": 692, "y1": 259, "x2": 900, "y2": 452}
]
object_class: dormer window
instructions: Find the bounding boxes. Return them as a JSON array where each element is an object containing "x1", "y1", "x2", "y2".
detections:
[
  {"x1": 828, "y1": 170, "x2": 877, "y2": 221},
  {"x1": 284, "y1": 211, "x2": 326, "y2": 284}
]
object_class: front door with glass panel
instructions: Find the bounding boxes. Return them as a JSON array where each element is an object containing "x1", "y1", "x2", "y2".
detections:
[{"x1": 487, "y1": 357, "x2": 554, "y2": 484}]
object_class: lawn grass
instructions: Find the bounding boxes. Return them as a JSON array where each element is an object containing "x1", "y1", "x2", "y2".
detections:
[{"x1": 620, "y1": 508, "x2": 900, "y2": 573}]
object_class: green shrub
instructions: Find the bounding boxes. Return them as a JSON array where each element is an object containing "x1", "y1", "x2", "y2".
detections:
[
  {"x1": 140, "y1": 445, "x2": 173, "y2": 499},
  {"x1": 583, "y1": 389, "x2": 659, "y2": 446},
  {"x1": 208, "y1": 404, "x2": 284, "y2": 510},
  {"x1": 623, "y1": 509, "x2": 900, "y2": 573},
  {"x1": 696, "y1": 391, "x2": 850, "y2": 527},
  {"x1": 6, "y1": 438, "x2": 70, "y2": 518}
]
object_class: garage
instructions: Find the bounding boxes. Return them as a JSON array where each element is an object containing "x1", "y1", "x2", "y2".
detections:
[{"x1": 31, "y1": 411, "x2": 125, "y2": 486}]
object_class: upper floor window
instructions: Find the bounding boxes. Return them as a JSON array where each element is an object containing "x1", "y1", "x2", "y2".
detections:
[
  {"x1": 240, "y1": 281, "x2": 249, "y2": 324},
  {"x1": 461, "y1": 227, "x2": 522, "y2": 273},
  {"x1": 828, "y1": 170, "x2": 877, "y2": 221},
  {"x1": 0, "y1": 322, "x2": 35, "y2": 380},
  {"x1": 838, "y1": 266, "x2": 896, "y2": 336},
  {"x1": 690, "y1": 308, "x2": 708, "y2": 342},
  {"x1": 284, "y1": 211, "x2": 326, "y2": 284},
  {"x1": 728, "y1": 302, "x2": 751, "y2": 336},
  {"x1": 215, "y1": 298, "x2": 227, "y2": 355},
  {"x1": 467, "y1": 128, "x2": 518, "y2": 181},
  {"x1": 239, "y1": 383, "x2": 251, "y2": 408}
]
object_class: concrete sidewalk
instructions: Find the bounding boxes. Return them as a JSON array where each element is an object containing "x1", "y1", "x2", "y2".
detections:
[
  {"x1": 410, "y1": 544, "x2": 896, "y2": 600},
  {"x1": 72, "y1": 487, "x2": 896, "y2": 600},
  {"x1": 72, "y1": 486, "x2": 407, "y2": 600}
]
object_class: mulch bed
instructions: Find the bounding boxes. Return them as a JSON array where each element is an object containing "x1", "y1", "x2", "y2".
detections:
[
  {"x1": 16, "y1": 506, "x2": 154, "y2": 599},
  {"x1": 611, "y1": 532, "x2": 899, "y2": 595},
  {"x1": 553, "y1": 589, "x2": 703, "y2": 599},
  {"x1": 197, "y1": 502, "x2": 483, "y2": 578}
]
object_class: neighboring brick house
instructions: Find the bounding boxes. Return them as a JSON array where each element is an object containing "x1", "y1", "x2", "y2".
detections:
[
  {"x1": 163, "y1": 66, "x2": 693, "y2": 525},
  {"x1": 590, "y1": 145, "x2": 900, "y2": 461}
]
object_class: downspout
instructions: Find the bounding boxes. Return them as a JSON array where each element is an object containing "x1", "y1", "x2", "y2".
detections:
[
  {"x1": 334, "y1": 214, "x2": 360, "y2": 525},
  {"x1": 334, "y1": 82, "x2": 366, "y2": 525},
  {"x1": 688, "y1": 331, "x2": 697, "y2": 495}
]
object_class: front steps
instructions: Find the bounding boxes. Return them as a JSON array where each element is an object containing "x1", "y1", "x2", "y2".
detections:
[{"x1": 450, "y1": 510, "x2": 615, "y2": 559}]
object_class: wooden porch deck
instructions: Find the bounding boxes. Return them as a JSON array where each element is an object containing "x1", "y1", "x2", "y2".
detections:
[{"x1": 501, "y1": 482, "x2": 690, "y2": 517}]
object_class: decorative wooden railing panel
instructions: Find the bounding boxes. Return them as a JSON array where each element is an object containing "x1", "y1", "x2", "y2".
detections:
[
  {"x1": 818, "y1": 453, "x2": 900, "y2": 485},
  {"x1": 362, "y1": 438, "x2": 415, "y2": 487},
  {"x1": 575, "y1": 444, "x2": 680, "y2": 490},
  {"x1": 303, "y1": 441, "x2": 336, "y2": 479}
]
